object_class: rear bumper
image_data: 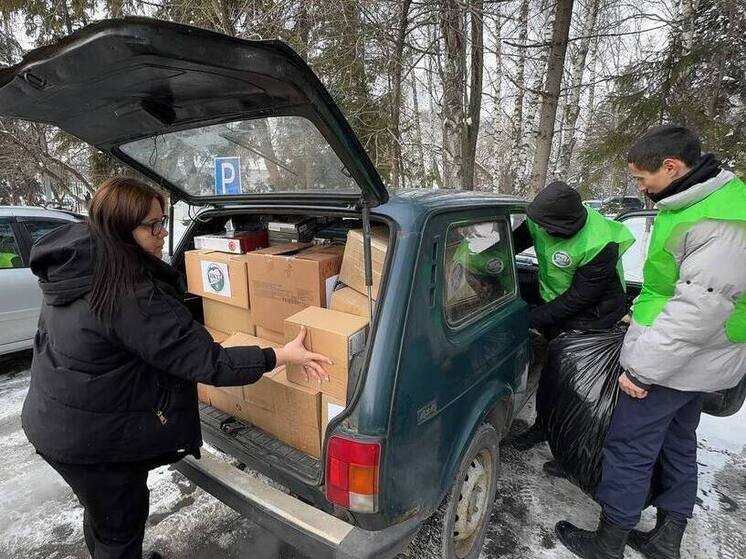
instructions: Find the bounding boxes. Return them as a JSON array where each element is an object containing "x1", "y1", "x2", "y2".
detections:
[{"x1": 173, "y1": 450, "x2": 422, "y2": 559}]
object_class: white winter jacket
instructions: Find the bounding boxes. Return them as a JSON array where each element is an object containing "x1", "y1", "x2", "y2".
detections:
[{"x1": 620, "y1": 170, "x2": 746, "y2": 392}]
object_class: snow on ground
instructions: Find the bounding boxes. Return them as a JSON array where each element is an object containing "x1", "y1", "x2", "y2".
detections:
[{"x1": 0, "y1": 355, "x2": 744, "y2": 559}]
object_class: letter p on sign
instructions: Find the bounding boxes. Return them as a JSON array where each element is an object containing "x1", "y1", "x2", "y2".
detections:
[{"x1": 214, "y1": 157, "x2": 242, "y2": 195}]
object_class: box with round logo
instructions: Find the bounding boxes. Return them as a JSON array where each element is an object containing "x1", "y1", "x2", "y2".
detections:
[{"x1": 185, "y1": 249, "x2": 251, "y2": 309}]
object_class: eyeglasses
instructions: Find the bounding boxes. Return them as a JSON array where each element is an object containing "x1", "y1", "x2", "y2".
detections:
[{"x1": 140, "y1": 215, "x2": 169, "y2": 236}]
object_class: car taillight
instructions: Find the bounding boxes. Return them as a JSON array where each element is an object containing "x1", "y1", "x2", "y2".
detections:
[{"x1": 325, "y1": 435, "x2": 381, "y2": 513}]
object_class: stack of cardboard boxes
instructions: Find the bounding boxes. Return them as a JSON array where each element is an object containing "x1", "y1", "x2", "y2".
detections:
[
  {"x1": 186, "y1": 227, "x2": 388, "y2": 458},
  {"x1": 330, "y1": 227, "x2": 388, "y2": 318}
]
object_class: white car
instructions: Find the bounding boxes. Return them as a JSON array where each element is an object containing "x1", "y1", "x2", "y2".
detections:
[{"x1": 0, "y1": 206, "x2": 82, "y2": 355}]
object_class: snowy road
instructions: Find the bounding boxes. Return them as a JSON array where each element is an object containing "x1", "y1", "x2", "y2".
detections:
[{"x1": 1, "y1": 351, "x2": 744, "y2": 559}]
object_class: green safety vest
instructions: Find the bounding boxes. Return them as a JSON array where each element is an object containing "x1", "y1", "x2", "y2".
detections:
[
  {"x1": 0, "y1": 252, "x2": 18, "y2": 268},
  {"x1": 454, "y1": 240, "x2": 509, "y2": 280},
  {"x1": 528, "y1": 207, "x2": 635, "y2": 303},
  {"x1": 631, "y1": 177, "x2": 746, "y2": 343}
]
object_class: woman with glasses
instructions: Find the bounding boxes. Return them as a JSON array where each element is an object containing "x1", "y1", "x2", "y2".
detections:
[{"x1": 21, "y1": 177, "x2": 330, "y2": 559}]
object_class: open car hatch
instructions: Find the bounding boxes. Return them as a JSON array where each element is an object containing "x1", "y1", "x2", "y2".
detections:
[{"x1": 0, "y1": 17, "x2": 388, "y2": 208}]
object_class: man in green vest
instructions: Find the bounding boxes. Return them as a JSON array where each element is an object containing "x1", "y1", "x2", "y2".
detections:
[
  {"x1": 510, "y1": 181, "x2": 635, "y2": 460},
  {"x1": 453, "y1": 233, "x2": 513, "y2": 302},
  {"x1": 0, "y1": 252, "x2": 20, "y2": 268},
  {"x1": 556, "y1": 125, "x2": 746, "y2": 559}
]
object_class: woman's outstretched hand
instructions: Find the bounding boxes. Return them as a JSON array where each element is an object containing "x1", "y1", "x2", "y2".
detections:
[{"x1": 273, "y1": 326, "x2": 332, "y2": 384}]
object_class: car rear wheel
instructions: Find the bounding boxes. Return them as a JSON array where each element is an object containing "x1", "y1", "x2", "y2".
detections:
[{"x1": 406, "y1": 423, "x2": 499, "y2": 559}]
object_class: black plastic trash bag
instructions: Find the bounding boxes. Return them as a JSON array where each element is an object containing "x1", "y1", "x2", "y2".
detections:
[
  {"x1": 536, "y1": 327, "x2": 626, "y2": 498},
  {"x1": 703, "y1": 374, "x2": 746, "y2": 417}
]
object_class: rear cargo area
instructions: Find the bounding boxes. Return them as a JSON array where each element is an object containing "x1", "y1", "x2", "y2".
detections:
[{"x1": 176, "y1": 211, "x2": 389, "y2": 477}]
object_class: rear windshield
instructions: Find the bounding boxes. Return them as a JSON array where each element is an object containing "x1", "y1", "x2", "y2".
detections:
[{"x1": 120, "y1": 116, "x2": 358, "y2": 198}]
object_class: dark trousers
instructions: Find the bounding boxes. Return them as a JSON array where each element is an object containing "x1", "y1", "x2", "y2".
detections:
[
  {"x1": 42, "y1": 456, "x2": 151, "y2": 559},
  {"x1": 597, "y1": 385, "x2": 704, "y2": 529}
]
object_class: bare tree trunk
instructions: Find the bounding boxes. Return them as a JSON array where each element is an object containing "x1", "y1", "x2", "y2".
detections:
[
  {"x1": 551, "y1": 68, "x2": 569, "y2": 179},
  {"x1": 426, "y1": 38, "x2": 443, "y2": 188},
  {"x1": 218, "y1": 0, "x2": 237, "y2": 36},
  {"x1": 681, "y1": 0, "x2": 696, "y2": 53},
  {"x1": 559, "y1": 0, "x2": 601, "y2": 177},
  {"x1": 489, "y1": 4, "x2": 506, "y2": 190},
  {"x1": 411, "y1": 73, "x2": 427, "y2": 183},
  {"x1": 523, "y1": 1, "x2": 555, "y2": 185},
  {"x1": 528, "y1": 0, "x2": 575, "y2": 194},
  {"x1": 61, "y1": 0, "x2": 74, "y2": 34},
  {"x1": 492, "y1": 6, "x2": 503, "y2": 129},
  {"x1": 708, "y1": 0, "x2": 736, "y2": 117},
  {"x1": 462, "y1": 0, "x2": 484, "y2": 191},
  {"x1": 439, "y1": 0, "x2": 466, "y2": 189},
  {"x1": 390, "y1": 0, "x2": 413, "y2": 189},
  {"x1": 293, "y1": 1, "x2": 312, "y2": 61},
  {"x1": 507, "y1": 0, "x2": 530, "y2": 193},
  {"x1": 586, "y1": 36, "x2": 599, "y2": 125}
]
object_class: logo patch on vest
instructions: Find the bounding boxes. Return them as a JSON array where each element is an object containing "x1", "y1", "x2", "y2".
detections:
[
  {"x1": 485, "y1": 257, "x2": 505, "y2": 275},
  {"x1": 551, "y1": 250, "x2": 573, "y2": 268},
  {"x1": 206, "y1": 264, "x2": 226, "y2": 292}
]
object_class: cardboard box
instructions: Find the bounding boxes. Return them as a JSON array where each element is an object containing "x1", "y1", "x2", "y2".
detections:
[
  {"x1": 185, "y1": 250, "x2": 251, "y2": 309},
  {"x1": 221, "y1": 331, "x2": 281, "y2": 398},
  {"x1": 338, "y1": 227, "x2": 388, "y2": 300},
  {"x1": 330, "y1": 287, "x2": 371, "y2": 319},
  {"x1": 197, "y1": 381, "x2": 213, "y2": 404},
  {"x1": 194, "y1": 230, "x2": 268, "y2": 254},
  {"x1": 321, "y1": 394, "x2": 346, "y2": 443},
  {"x1": 223, "y1": 332, "x2": 282, "y2": 406},
  {"x1": 205, "y1": 327, "x2": 229, "y2": 343},
  {"x1": 201, "y1": 331, "x2": 322, "y2": 457},
  {"x1": 256, "y1": 326, "x2": 285, "y2": 345},
  {"x1": 198, "y1": 384, "x2": 278, "y2": 433},
  {"x1": 272, "y1": 368, "x2": 322, "y2": 458},
  {"x1": 203, "y1": 298, "x2": 254, "y2": 335},
  {"x1": 247, "y1": 243, "x2": 343, "y2": 332},
  {"x1": 284, "y1": 307, "x2": 368, "y2": 401},
  {"x1": 221, "y1": 332, "x2": 282, "y2": 350}
]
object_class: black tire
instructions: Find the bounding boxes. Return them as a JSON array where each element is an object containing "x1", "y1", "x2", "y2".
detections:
[{"x1": 406, "y1": 423, "x2": 500, "y2": 559}]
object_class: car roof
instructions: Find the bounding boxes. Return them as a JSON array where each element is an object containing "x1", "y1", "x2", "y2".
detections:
[
  {"x1": 384, "y1": 188, "x2": 527, "y2": 210},
  {"x1": 617, "y1": 209, "x2": 658, "y2": 220},
  {"x1": 365, "y1": 188, "x2": 528, "y2": 232},
  {"x1": 0, "y1": 206, "x2": 83, "y2": 220},
  {"x1": 604, "y1": 196, "x2": 641, "y2": 202}
]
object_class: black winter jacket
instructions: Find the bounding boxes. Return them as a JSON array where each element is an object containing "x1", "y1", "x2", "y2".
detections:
[
  {"x1": 514, "y1": 182, "x2": 628, "y2": 333},
  {"x1": 22, "y1": 222, "x2": 275, "y2": 465}
]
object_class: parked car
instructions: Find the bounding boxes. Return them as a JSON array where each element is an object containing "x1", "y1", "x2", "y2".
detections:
[
  {"x1": 0, "y1": 206, "x2": 81, "y2": 355},
  {"x1": 583, "y1": 199, "x2": 603, "y2": 210},
  {"x1": 1, "y1": 18, "x2": 736, "y2": 559},
  {"x1": 600, "y1": 195, "x2": 644, "y2": 217}
]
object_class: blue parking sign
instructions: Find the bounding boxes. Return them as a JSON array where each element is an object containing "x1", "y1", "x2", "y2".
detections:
[{"x1": 214, "y1": 157, "x2": 242, "y2": 195}]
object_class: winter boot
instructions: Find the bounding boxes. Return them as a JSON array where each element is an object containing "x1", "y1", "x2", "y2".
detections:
[
  {"x1": 628, "y1": 511, "x2": 686, "y2": 559},
  {"x1": 555, "y1": 514, "x2": 630, "y2": 559},
  {"x1": 542, "y1": 459, "x2": 567, "y2": 479},
  {"x1": 508, "y1": 422, "x2": 547, "y2": 451}
]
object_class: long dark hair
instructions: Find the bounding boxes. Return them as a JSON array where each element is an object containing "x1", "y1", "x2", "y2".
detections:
[{"x1": 88, "y1": 177, "x2": 165, "y2": 322}]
